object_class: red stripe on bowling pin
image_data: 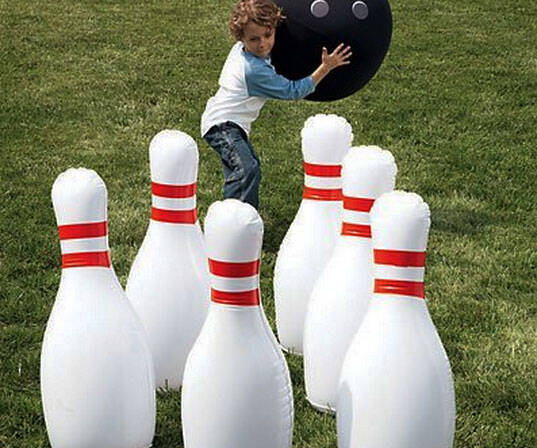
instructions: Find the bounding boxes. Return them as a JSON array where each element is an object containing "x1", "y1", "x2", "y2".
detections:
[
  {"x1": 58, "y1": 221, "x2": 110, "y2": 268},
  {"x1": 341, "y1": 223, "x2": 372, "y2": 238},
  {"x1": 374, "y1": 249, "x2": 426, "y2": 299},
  {"x1": 58, "y1": 221, "x2": 108, "y2": 240},
  {"x1": 303, "y1": 162, "x2": 341, "y2": 177},
  {"x1": 209, "y1": 259, "x2": 260, "y2": 306},
  {"x1": 373, "y1": 279, "x2": 425, "y2": 298},
  {"x1": 62, "y1": 251, "x2": 111, "y2": 268},
  {"x1": 341, "y1": 196, "x2": 375, "y2": 238},
  {"x1": 151, "y1": 181, "x2": 197, "y2": 198},
  {"x1": 343, "y1": 196, "x2": 375, "y2": 212},
  {"x1": 374, "y1": 249, "x2": 426, "y2": 267},
  {"x1": 208, "y1": 259, "x2": 260, "y2": 278},
  {"x1": 150, "y1": 181, "x2": 197, "y2": 224},
  {"x1": 302, "y1": 162, "x2": 343, "y2": 201},
  {"x1": 151, "y1": 208, "x2": 197, "y2": 224},
  {"x1": 303, "y1": 186, "x2": 343, "y2": 201},
  {"x1": 210, "y1": 288, "x2": 260, "y2": 306}
]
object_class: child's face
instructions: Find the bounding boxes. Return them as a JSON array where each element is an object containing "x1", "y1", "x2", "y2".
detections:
[{"x1": 241, "y1": 22, "x2": 275, "y2": 59}]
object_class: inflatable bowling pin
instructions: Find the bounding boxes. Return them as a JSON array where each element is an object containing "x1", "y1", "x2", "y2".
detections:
[
  {"x1": 41, "y1": 168, "x2": 156, "y2": 448},
  {"x1": 274, "y1": 114, "x2": 353, "y2": 354},
  {"x1": 337, "y1": 191, "x2": 456, "y2": 448},
  {"x1": 182, "y1": 199, "x2": 293, "y2": 448},
  {"x1": 303, "y1": 146, "x2": 397, "y2": 413},
  {"x1": 126, "y1": 130, "x2": 210, "y2": 389}
]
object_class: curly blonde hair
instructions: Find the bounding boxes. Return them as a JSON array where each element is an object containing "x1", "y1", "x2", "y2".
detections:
[{"x1": 229, "y1": 0, "x2": 284, "y2": 41}]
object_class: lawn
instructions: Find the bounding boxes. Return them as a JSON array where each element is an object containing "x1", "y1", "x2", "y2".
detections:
[{"x1": 1, "y1": 0, "x2": 536, "y2": 447}]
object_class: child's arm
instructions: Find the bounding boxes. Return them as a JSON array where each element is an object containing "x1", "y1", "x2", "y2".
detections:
[
  {"x1": 245, "y1": 59, "x2": 316, "y2": 100},
  {"x1": 245, "y1": 44, "x2": 352, "y2": 100}
]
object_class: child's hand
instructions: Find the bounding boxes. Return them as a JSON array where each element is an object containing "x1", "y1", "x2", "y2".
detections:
[
  {"x1": 322, "y1": 44, "x2": 352, "y2": 71},
  {"x1": 310, "y1": 43, "x2": 353, "y2": 86}
]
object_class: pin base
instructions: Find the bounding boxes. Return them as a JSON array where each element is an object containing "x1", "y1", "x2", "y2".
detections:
[
  {"x1": 279, "y1": 344, "x2": 303, "y2": 356},
  {"x1": 156, "y1": 383, "x2": 181, "y2": 393},
  {"x1": 306, "y1": 398, "x2": 336, "y2": 415}
]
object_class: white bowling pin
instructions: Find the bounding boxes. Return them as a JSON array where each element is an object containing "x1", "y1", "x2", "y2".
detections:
[
  {"x1": 337, "y1": 191, "x2": 456, "y2": 448},
  {"x1": 41, "y1": 168, "x2": 156, "y2": 448},
  {"x1": 182, "y1": 199, "x2": 293, "y2": 448},
  {"x1": 303, "y1": 146, "x2": 397, "y2": 413},
  {"x1": 126, "y1": 130, "x2": 210, "y2": 389},
  {"x1": 274, "y1": 114, "x2": 353, "y2": 354}
]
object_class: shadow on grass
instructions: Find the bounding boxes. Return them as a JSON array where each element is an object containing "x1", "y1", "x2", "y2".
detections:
[{"x1": 432, "y1": 204, "x2": 493, "y2": 236}]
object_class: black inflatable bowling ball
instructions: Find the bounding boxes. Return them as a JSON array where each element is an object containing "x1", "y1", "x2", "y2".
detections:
[{"x1": 271, "y1": 0, "x2": 392, "y2": 101}]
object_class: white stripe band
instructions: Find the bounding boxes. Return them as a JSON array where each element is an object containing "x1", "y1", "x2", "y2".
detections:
[
  {"x1": 342, "y1": 210, "x2": 370, "y2": 225},
  {"x1": 60, "y1": 236, "x2": 109, "y2": 254},
  {"x1": 304, "y1": 175, "x2": 342, "y2": 189},
  {"x1": 152, "y1": 195, "x2": 196, "y2": 210},
  {"x1": 374, "y1": 265, "x2": 425, "y2": 282},
  {"x1": 210, "y1": 274, "x2": 260, "y2": 292}
]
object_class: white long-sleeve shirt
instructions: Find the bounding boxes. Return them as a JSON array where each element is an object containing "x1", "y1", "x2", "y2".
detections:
[{"x1": 201, "y1": 42, "x2": 315, "y2": 137}]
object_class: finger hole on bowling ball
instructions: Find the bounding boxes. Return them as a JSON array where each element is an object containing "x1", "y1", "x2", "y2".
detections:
[
  {"x1": 310, "y1": 0, "x2": 329, "y2": 18},
  {"x1": 352, "y1": 1, "x2": 369, "y2": 20}
]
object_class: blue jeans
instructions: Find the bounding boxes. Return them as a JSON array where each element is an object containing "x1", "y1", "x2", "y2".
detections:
[{"x1": 204, "y1": 122, "x2": 261, "y2": 209}]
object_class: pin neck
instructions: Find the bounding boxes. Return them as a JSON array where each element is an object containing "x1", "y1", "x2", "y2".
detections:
[
  {"x1": 341, "y1": 195, "x2": 375, "y2": 238},
  {"x1": 209, "y1": 258, "x2": 260, "y2": 306},
  {"x1": 151, "y1": 181, "x2": 198, "y2": 224},
  {"x1": 58, "y1": 221, "x2": 111, "y2": 268},
  {"x1": 373, "y1": 248, "x2": 427, "y2": 300},
  {"x1": 302, "y1": 162, "x2": 342, "y2": 201}
]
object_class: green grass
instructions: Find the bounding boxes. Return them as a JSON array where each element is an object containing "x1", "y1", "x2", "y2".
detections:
[{"x1": 1, "y1": 0, "x2": 536, "y2": 446}]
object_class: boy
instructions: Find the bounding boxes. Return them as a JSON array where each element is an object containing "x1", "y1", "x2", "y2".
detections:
[{"x1": 201, "y1": 0, "x2": 352, "y2": 209}]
